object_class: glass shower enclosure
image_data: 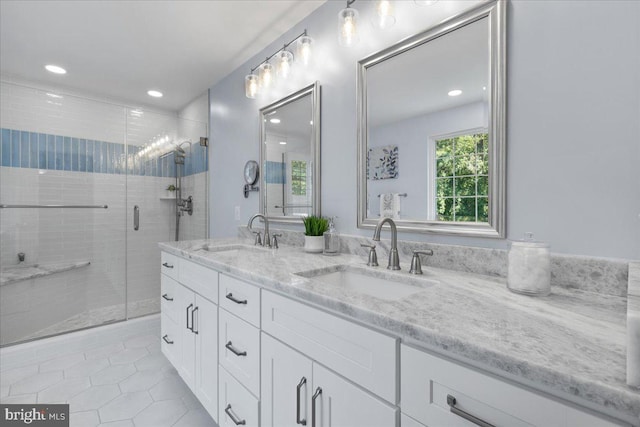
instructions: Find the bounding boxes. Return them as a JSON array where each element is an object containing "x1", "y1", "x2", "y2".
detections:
[{"x1": 0, "y1": 81, "x2": 208, "y2": 346}]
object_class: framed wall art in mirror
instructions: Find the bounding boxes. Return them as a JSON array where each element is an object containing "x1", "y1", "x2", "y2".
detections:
[
  {"x1": 357, "y1": 0, "x2": 506, "y2": 238},
  {"x1": 260, "y1": 82, "x2": 321, "y2": 223}
]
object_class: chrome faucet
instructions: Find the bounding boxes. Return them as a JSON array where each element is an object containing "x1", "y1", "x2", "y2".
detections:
[
  {"x1": 248, "y1": 213, "x2": 270, "y2": 247},
  {"x1": 372, "y1": 217, "x2": 400, "y2": 270}
]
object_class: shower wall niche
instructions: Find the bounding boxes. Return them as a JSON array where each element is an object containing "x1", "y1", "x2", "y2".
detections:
[{"x1": 0, "y1": 81, "x2": 208, "y2": 346}]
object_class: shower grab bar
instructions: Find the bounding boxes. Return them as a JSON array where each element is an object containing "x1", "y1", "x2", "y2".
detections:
[{"x1": 0, "y1": 204, "x2": 108, "y2": 209}]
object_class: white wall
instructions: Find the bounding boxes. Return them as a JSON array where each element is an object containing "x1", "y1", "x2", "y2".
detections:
[{"x1": 209, "y1": 0, "x2": 640, "y2": 260}]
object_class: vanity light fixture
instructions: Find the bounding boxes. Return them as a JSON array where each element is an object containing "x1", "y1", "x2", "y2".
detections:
[
  {"x1": 374, "y1": 0, "x2": 396, "y2": 30},
  {"x1": 279, "y1": 141, "x2": 287, "y2": 145},
  {"x1": 338, "y1": 0, "x2": 359, "y2": 47},
  {"x1": 270, "y1": 118, "x2": 281, "y2": 124},
  {"x1": 448, "y1": 89, "x2": 462, "y2": 97},
  {"x1": 275, "y1": 50, "x2": 294, "y2": 79},
  {"x1": 244, "y1": 30, "x2": 314, "y2": 99},
  {"x1": 147, "y1": 90, "x2": 163, "y2": 98},
  {"x1": 45, "y1": 64, "x2": 67, "y2": 74}
]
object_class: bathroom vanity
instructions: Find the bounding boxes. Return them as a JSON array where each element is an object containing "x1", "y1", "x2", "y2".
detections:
[{"x1": 159, "y1": 238, "x2": 638, "y2": 427}]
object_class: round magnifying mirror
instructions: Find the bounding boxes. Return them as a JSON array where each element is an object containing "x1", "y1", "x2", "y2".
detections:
[{"x1": 244, "y1": 160, "x2": 259, "y2": 186}]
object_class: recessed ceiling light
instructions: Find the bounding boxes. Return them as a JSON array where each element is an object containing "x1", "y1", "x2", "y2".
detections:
[
  {"x1": 270, "y1": 118, "x2": 281, "y2": 124},
  {"x1": 482, "y1": 86, "x2": 487, "y2": 91},
  {"x1": 147, "y1": 90, "x2": 163, "y2": 98},
  {"x1": 45, "y1": 65, "x2": 66, "y2": 74},
  {"x1": 310, "y1": 120, "x2": 313, "y2": 125},
  {"x1": 448, "y1": 89, "x2": 462, "y2": 97},
  {"x1": 279, "y1": 141, "x2": 287, "y2": 145}
]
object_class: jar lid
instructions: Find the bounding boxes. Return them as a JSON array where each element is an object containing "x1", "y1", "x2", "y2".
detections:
[{"x1": 509, "y1": 232, "x2": 550, "y2": 248}]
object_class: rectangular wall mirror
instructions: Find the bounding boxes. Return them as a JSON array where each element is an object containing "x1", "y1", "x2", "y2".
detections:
[
  {"x1": 260, "y1": 82, "x2": 321, "y2": 223},
  {"x1": 357, "y1": 0, "x2": 506, "y2": 238}
]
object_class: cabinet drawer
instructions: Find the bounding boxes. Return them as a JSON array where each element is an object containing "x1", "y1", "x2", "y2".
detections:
[
  {"x1": 219, "y1": 366, "x2": 259, "y2": 427},
  {"x1": 180, "y1": 259, "x2": 218, "y2": 304},
  {"x1": 161, "y1": 313, "x2": 180, "y2": 366},
  {"x1": 262, "y1": 290, "x2": 398, "y2": 404},
  {"x1": 401, "y1": 345, "x2": 622, "y2": 427},
  {"x1": 219, "y1": 274, "x2": 260, "y2": 327},
  {"x1": 161, "y1": 251, "x2": 180, "y2": 280},
  {"x1": 219, "y1": 308, "x2": 261, "y2": 396},
  {"x1": 161, "y1": 275, "x2": 179, "y2": 322},
  {"x1": 401, "y1": 414, "x2": 425, "y2": 427}
]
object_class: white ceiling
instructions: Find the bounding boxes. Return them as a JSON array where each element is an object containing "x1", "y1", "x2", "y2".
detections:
[{"x1": 0, "y1": 0, "x2": 326, "y2": 112}]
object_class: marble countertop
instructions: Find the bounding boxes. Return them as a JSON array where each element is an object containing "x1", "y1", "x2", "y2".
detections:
[{"x1": 159, "y1": 238, "x2": 639, "y2": 423}]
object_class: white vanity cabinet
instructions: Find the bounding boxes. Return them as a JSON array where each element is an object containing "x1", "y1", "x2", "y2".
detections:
[
  {"x1": 218, "y1": 273, "x2": 262, "y2": 426},
  {"x1": 401, "y1": 344, "x2": 625, "y2": 427},
  {"x1": 261, "y1": 332, "x2": 397, "y2": 427},
  {"x1": 160, "y1": 254, "x2": 219, "y2": 423}
]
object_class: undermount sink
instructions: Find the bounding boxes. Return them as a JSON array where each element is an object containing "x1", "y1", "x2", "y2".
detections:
[
  {"x1": 296, "y1": 265, "x2": 437, "y2": 301},
  {"x1": 195, "y1": 244, "x2": 269, "y2": 256}
]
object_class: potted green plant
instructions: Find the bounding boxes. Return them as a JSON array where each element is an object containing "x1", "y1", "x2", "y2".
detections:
[
  {"x1": 165, "y1": 184, "x2": 177, "y2": 198},
  {"x1": 302, "y1": 215, "x2": 329, "y2": 253}
]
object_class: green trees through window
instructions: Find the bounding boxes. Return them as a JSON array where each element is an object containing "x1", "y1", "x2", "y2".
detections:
[
  {"x1": 291, "y1": 160, "x2": 307, "y2": 196},
  {"x1": 435, "y1": 133, "x2": 488, "y2": 222}
]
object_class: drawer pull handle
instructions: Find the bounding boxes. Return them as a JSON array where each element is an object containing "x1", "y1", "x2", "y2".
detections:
[
  {"x1": 225, "y1": 404, "x2": 246, "y2": 425},
  {"x1": 162, "y1": 262, "x2": 174, "y2": 269},
  {"x1": 225, "y1": 341, "x2": 247, "y2": 357},
  {"x1": 296, "y1": 377, "x2": 307, "y2": 425},
  {"x1": 162, "y1": 293, "x2": 173, "y2": 301},
  {"x1": 162, "y1": 335, "x2": 174, "y2": 344},
  {"x1": 186, "y1": 304, "x2": 193, "y2": 331},
  {"x1": 226, "y1": 293, "x2": 247, "y2": 305},
  {"x1": 311, "y1": 387, "x2": 322, "y2": 427},
  {"x1": 447, "y1": 394, "x2": 495, "y2": 427}
]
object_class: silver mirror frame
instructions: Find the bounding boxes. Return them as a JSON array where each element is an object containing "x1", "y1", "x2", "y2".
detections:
[
  {"x1": 259, "y1": 81, "x2": 321, "y2": 224},
  {"x1": 357, "y1": 0, "x2": 506, "y2": 238}
]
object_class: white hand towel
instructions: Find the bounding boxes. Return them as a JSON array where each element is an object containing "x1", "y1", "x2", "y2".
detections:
[{"x1": 380, "y1": 193, "x2": 401, "y2": 220}]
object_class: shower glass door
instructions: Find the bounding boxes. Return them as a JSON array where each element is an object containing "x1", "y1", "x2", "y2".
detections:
[
  {"x1": 0, "y1": 82, "x2": 127, "y2": 345},
  {"x1": 124, "y1": 110, "x2": 208, "y2": 319}
]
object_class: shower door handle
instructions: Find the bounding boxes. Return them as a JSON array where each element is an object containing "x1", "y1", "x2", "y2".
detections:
[{"x1": 133, "y1": 205, "x2": 140, "y2": 231}]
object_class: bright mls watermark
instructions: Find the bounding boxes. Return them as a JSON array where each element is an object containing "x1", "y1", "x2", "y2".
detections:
[{"x1": 1, "y1": 404, "x2": 69, "y2": 426}]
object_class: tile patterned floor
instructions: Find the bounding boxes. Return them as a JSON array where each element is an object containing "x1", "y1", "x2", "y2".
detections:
[{"x1": 0, "y1": 315, "x2": 217, "y2": 427}]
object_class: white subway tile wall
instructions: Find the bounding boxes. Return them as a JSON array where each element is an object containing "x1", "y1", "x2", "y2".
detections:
[{"x1": 0, "y1": 82, "x2": 208, "y2": 346}]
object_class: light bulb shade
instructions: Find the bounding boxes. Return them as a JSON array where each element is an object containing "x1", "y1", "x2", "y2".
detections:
[
  {"x1": 258, "y1": 62, "x2": 275, "y2": 90},
  {"x1": 338, "y1": 7, "x2": 359, "y2": 47},
  {"x1": 414, "y1": 0, "x2": 438, "y2": 5},
  {"x1": 275, "y1": 50, "x2": 294, "y2": 79},
  {"x1": 296, "y1": 36, "x2": 314, "y2": 67},
  {"x1": 245, "y1": 74, "x2": 259, "y2": 98},
  {"x1": 374, "y1": 1, "x2": 396, "y2": 29}
]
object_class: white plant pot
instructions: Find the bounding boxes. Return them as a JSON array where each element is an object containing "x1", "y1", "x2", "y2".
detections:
[
  {"x1": 304, "y1": 235, "x2": 324, "y2": 253},
  {"x1": 165, "y1": 190, "x2": 175, "y2": 198}
]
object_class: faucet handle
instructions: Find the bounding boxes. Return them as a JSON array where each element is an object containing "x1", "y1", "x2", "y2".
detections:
[
  {"x1": 409, "y1": 250, "x2": 433, "y2": 275},
  {"x1": 360, "y1": 244, "x2": 379, "y2": 267},
  {"x1": 271, "y1": 233, "x2": 282, "y2": 249},
  {"x1": 252, "y1": 231, "x2": 262, "y2": 246}
]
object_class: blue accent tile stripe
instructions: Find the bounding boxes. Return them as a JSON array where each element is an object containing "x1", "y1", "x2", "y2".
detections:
[
  {"x1": 1, "y1": 128, "x2": 10, "y2": 167},
  {"x1": 0, "y1": 128, "x2": 208, "y2": 177},
  {"x1": 265, "y1": 160, "x2": 286, "y2": 184}
]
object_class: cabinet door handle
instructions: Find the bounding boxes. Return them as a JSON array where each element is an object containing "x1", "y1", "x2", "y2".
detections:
[
  {"x1": 191, "y1": 306, "x2": 199, "y2": 334},
  {"x1": 162, "y1": 335, "x2": 174, "y2": 344},
  {"x1": 224, "y1": 404, "x2": 246, "y2": 425},
  {"x1": 162, "y1": 293, "x2": 173, "y2": 301},
  {"x1": 162, "y1": 262, "x2": 174, "y2": 269},
  {"x1": 447, "y1": 394, "x2": 495, "y2": 427},
  {"x1": 134, "y1": 205, "x2": 140, "y2": 231},
  {"x1": 186, "y1": 304, "x2": 193, "y2": 331},
  {"x1": 225, "y1": 341, "x2": 247, "y2": 357},
  {"x1": 296, "y1": 377, "x2": 307, "y2": 425},
  {"x1": 225, "y1": 293, "x2": 247, "y2": 305},
  {"x1": 311, "y1": 387, "x2": 322, "y2": 427}
]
